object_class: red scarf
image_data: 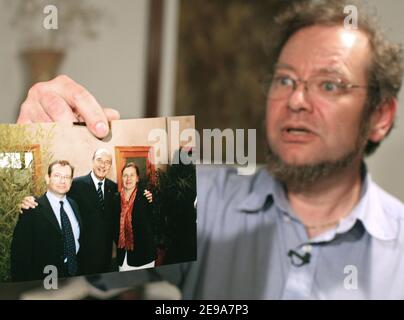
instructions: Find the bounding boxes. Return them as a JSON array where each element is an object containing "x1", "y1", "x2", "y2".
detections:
[{"x1": 118, "y1": 187, "x2": 137, "y2": 251}]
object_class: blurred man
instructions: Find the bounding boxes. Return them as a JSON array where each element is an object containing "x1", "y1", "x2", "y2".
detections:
[
  {"x1": 16, "y1": 0, "x2": 404, "y2": 299},
  {"x1": 11, "y1": 160, "x2": 81, "y2": 281}
]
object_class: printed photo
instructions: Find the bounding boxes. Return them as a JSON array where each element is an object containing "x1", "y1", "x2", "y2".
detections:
[{"x1": 0, "y1": 116, "x2": 197, "y2": 282}]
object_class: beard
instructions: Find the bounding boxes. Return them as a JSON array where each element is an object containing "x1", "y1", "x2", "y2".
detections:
[{"x1": 266, "y1": 114, "x2": 371, "y2": 190}]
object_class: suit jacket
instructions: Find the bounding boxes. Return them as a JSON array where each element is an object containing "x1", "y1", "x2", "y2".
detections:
[
  {"x1": 11, "y1": 194, "x2": 82, "y2": 282},
  {"x1": 113, "y1": 186, "x2": 156, "y2": 267},
  {"x1": 68, "y1": 173, "x2": 117, "y2": 275}
]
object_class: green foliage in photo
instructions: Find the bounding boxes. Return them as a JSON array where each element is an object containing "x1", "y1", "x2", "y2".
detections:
[{"x1": 0, "y1": 124, "x2": 53, "y2": 282}]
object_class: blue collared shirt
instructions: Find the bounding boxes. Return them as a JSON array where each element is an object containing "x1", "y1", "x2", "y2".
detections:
[
  {"x1": 173, "y1": 165, "x2": 404, "y2": 299},
  {"x1": 99, "y1": 165, "x2": 404, "y2": 299},
  {"x1": 46, "y1": 191, "x2": 80, "y2": 254}
]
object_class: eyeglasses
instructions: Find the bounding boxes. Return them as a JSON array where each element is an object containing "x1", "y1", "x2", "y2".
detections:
[
  {"x1": 268, "y1": 74, "x2": 367, "y2": 102},
  {"x1": 51, "y1": 173, "x2": 72, "y2": 182},
  {"x1": 95, "y1": 158, "x2": 112, "y2": 167}
]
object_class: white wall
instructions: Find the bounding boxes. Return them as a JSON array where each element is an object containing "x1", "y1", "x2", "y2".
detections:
[
  {"x1": 0, "y1": 0, "x2": 150, "y2": 123},
  {"x1": 364, "y1": 0, "x2": 404, "y2": 201},
  {"x1": 0, "y1": 0, "x2": 23, "y2": 123},
  {"x1": 63, "y1": 0, "x2": 150, "y2": 120}
]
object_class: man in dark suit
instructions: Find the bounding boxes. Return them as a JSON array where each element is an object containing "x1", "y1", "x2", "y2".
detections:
[
  {"x1": 11, "y1": 160, "x2": 82, "y2": 282},
  {"x1": 67, "y1": 148, "x2": 117, "y2": 275},
  {"x1": 20, "y1": 149, "x2": 154, "y2": 277}
]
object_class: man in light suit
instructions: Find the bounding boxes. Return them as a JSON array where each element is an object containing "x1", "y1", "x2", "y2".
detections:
[{"x1": 11, "y1": 160, "x2": 82, "y2": 282}]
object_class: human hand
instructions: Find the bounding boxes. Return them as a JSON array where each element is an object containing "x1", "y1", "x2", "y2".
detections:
[
  {"x1": 144, "y1": 190, "x2": 153, "y2": 203},
  {"x1": 17, "y1": 75, "x2": 120, "y2": 139},
  {"x1": 20, "y1": 196, "x2": 38, "y2": 213}
]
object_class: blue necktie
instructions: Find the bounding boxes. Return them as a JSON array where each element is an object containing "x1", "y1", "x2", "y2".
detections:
[
  {"x1": 97, "y1": 181, "x2": 104, "y2": 210},
  {"x1": 60, "y1": 201, "x2": 77, "y2": 276}
]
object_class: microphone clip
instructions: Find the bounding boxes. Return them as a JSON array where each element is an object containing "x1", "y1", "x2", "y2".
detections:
[{"x1": 288, "y1": 245, "x2": 311, "y2": 267}]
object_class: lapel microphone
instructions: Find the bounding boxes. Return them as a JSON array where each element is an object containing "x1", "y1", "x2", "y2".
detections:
[{"x1": 288, "y1": 249, "x2": 311, "y2": 267}]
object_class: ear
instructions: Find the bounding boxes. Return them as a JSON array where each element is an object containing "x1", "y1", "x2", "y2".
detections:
[
  {"x1": 45, "y1": 174, "x2": 50, "y2": 185},
  {"x1": 368, "y1": 98, "x2": 397, "y2": 143}
]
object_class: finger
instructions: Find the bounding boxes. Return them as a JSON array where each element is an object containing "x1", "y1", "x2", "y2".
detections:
[
  {"x1": 21, "y1": 203, "x2": 35, "y2": 210},
  {"x1": 17, "y1": 100, "x2": 53, "y2": 124},
  {"x1": 23, "y1": 196, "x2": 38, "y2": 207},
  {"x1": 30, "y1": 200, "x2": 38, "y2": 207},
  {"x1": 74, "y1": 108, "x2": 118, "y2": 123},
  {"x1": 24, "y1": 196, "x2": 37, "y2": 203},
  {"x1": 21, "y1": 200, "x2": 37, "y2": 209},
  {"x1": 39, "y1": 91, "x2": 78, "y2": 122},
  {"x1": 51, "y1": 76, "x2": 110, "y2": 139},
  {"x1": 103, "y1": 108, "x2": 121, "y2": 122},
  {"x1": 19, "y1": 79, "x2": 79, "y2": 123},
  {"x1": 143, "y1": 190, "x2": 153, "y2": 203}
]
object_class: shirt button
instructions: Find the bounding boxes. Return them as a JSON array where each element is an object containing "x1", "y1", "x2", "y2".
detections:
[
  {"x1": 283, "y1": 215, "x2": 291, "y2": 223},
  {"x1": 302, "y1": 244, "x2": 312, "y2": 253}
]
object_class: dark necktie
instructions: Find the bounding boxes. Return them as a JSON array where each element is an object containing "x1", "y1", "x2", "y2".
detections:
[
  {"x1": 60, "y1": 201, "x2": 77, "y2": 276},
  {"x1": 97, "y1": 181, "x2": 104, "y2": 210}
]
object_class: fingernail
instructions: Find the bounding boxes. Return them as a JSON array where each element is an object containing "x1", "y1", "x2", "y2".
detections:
[{"x1": 95, "y1": 122, "x2": 108, "y2": 137}]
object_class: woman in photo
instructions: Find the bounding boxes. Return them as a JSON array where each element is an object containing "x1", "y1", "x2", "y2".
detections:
[{"x1": 114, "y1": 163, "x2": 156, "y2": 271}]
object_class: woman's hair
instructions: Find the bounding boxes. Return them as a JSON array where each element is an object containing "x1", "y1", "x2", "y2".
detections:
[{"x1": 121, "y1": 162, "x2": 140, "y2": 177}]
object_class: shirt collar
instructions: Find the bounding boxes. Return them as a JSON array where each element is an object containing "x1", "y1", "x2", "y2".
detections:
[
  {"x1": 237, "y1": 166, "x2": 399, "y2": 241},
  {"x1": 352, "y1": 173, "x2": 399, "y2": 241},
  {"x1": 309, "y1": 172, "x2": 399, "y2": 243},
  {"x1": 237, "y1": 168, "x2": 276, "y2": 212},
  {"x1": 46, "y1": 190, "x2": 67, "y2": 204},
  {"x1": 91, "y1": 171, "x2": 105, "y2": 186}
]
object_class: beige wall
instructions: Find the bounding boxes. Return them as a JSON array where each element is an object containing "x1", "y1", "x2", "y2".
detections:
[{"x1": 20, "y1": 116, "x2": 194, "y2": 183}]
